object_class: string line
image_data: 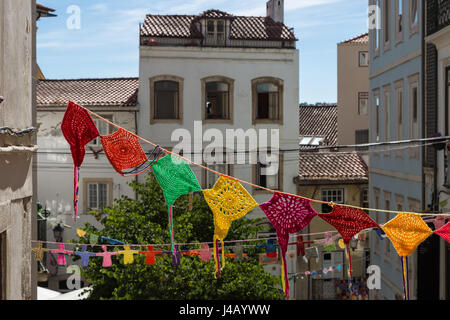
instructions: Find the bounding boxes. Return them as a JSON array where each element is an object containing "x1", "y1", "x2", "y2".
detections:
[{"x1": 78, "y1": 104, "x2": 450, "y2": 217}]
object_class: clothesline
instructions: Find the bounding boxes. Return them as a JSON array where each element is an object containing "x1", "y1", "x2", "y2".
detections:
[{"x1": 80, "y1": 104, "x2": 450, "y2": 217}]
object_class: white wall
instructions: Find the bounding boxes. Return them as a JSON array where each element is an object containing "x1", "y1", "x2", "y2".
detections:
[{"x1": 138, "y1": 45, "x2": 300, "y2": 297}]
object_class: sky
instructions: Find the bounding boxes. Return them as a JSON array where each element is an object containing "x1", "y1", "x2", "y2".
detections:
[{"x1": 36, "y1": 0, "x2": 369, "y2": 104}]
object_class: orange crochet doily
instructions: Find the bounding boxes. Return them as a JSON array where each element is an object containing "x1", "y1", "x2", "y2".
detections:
[{"x1": 100, "y1": 128, "x2": 148, "y2": 175}]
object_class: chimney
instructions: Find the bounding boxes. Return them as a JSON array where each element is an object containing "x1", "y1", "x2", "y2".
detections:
[{"x1": 266, "y1": 0, "x2": 284, "y2": 23}]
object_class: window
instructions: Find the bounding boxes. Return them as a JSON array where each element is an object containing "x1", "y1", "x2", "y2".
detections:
[
  {"x1": 383, "y1": 0, "x2": 390, "y2": 49},
  {"x1": 202, "y1": 76, "x2": 234, "y2": 122},
  {"x1": 359, "y1": 51, "x2": 369, "y2": 67},
  {"x1": 89, "y1": 115, "x2": 113, "y2": 147},
  {"x1": 395, "y1": 0, "x2": 404, "y2": 43},
  {"x1": 362, "y1": 188, "x2": 369, "y2": 208},
  {"x1": 88, "y1": 182, "x2": 108, "y2": 211},
  {"x1": 256, "y1": 83, "x2": 280, "y2": 120},
  {"x1": 373, "y1": 0, "x2": 381, "y2": 56},
  {"x1": 150, "y1": 75, "x2": 183, "y2": 123},
  {"x1": 206, "y1": 82, "x2": 230, "y2": 120},
  {"x1": 255, "y1": 151, "x2": 281, "y2": 191},
  {"x1": 83, "y1": 179, "x2": 112, "y2": 212},
  {"x1": 409, "y1": 0, "x2": 418, "y2": 35},
  {"x1": 154, "y1": 81, "x2": 179, "y2": 119},
  {"x1": 374, "y1": 90, "x2": 381, "y2": 143},
  {"x1": 409, "y1": 75, "x2": 419, "y2": 158},
  {"x1": 206, "y1": 20, "x2": 225, "y2": 46},
  {"x1": 252, "y1": 77, "x2": 283, "y2": 124},
  {"x1": 321, "y1": 189, "x2": 344, "y2": 213},
  {"x1": 359, "y1": 92, "x2": 369, "y2": 115},
  {"x1": 395, "y1": 83, "x2": 404, "y2": 141},
  {"x1": 383, "y1": 86, "x2": 391, "y2": 143}
]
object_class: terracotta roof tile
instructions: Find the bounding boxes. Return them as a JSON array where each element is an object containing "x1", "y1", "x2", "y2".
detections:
[
  {"x1": 340, "y1": 33, "x2": 369, "y2": 44},
  {"x1": 140, "y1": 10, "x2": 296, "y2": 42},
  {"x1": 299, "y1": 104, "x2": 337, "y2": 148},
  {"x1": 298, "y1": 152, "x2": 368, "y2": 183},
  {"x1": 199, "y1": 9, "x2": 233, "y2": 19},
  {"x1": 37, "y1": 78, "x2": 139, "y2": 107},
  {"x1": 140, "y1": 15, "x2": 202, "y2": 39}
]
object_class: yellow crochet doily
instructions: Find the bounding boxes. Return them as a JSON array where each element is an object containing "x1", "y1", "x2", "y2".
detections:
[
  {"x1": 382, "y1": 213, "x2": 433, "y2": 257},
  {"x1": 203, "y1": 176, "x2": 258, "y2": 275}
]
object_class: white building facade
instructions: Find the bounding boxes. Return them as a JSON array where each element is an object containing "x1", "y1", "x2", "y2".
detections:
[
  {"x1": 137, "y1": 2, "x2": 300, "y2": 297},
  {"x1": 36, "y1": 78, "x2": 139, "y2": 291}
]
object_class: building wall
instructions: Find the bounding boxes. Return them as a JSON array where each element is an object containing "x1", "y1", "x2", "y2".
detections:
[
  {"x1": 425, "y1": 6, "x2": 450, "y2": 298},
  {"x1": 368, "y1": 0, "x2": 423, "y2": 300},
  {"x1": 138, "y1": 45, "x2": 299, "y2": 297},
  {"x1": 0, "y1": 0, "x2": 36, "y2": 300},
  {"x1": 337, "y1": 41, "x2": 370, "y2": 147},
  {"x1": 36, "y1": 108, "x2": 138, "y2": 292}
]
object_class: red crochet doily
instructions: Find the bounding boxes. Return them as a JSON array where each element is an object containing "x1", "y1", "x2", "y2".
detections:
[
  {"x1": 61, "y1": 101, "x2": 99, "y2": 167},
  {"x1": 100, "y1": 128, "x2": 148, "y2": 175}
]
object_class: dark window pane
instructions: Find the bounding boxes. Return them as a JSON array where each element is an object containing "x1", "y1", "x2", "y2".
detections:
[
  {"x1": 217, "y1": 21, "x2": 224, "y2": 32},
  {"x1": 206, "y1": 82, "x2": 229, "y2": 119},
  {"x1": 207, "y1": 20, "x2": 214, "y2": 32},
  {"x1": 257, "y1": 93, "x2": 269, "y2": 118},
  {"x1": 154, "y1": 81, "x2": 179, "y2": 119},
  {"x1": 206, "y1": 81, "x2": 228, "y2": 92},
  {"x1": 257, "y1": 83, "x2": 278, "y2": 93}
]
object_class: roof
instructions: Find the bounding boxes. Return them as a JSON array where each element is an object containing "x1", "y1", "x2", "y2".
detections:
[
  {"x1": 298, "y1": 152, "x2": 368, "y2": 184},
  {"x1": 340, "y1": 33, "x2": 369, "y2": 44},
  {"x1": 36, "y1": 3, "x2": 55, "y2": 13},
  {"x1": 37, "y1": 78, "x2": 139, "y2": 108},
  {"x1": 140, "y1": 10, "x2": 296, "y2": 42},
  {"x1": 299, "y1": 104, "x2": 337, "y2": 148}
]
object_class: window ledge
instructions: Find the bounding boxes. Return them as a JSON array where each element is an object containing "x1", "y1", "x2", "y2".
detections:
[
  {"x1": 150, "y1": 118, "x2": 183, "y2": 125},
  {"x1": 253, "y1": 119, "x2": 283, "y2": 125},
  {"x1": 203, "y1": 119, "x2": 233, "y2": 124}
]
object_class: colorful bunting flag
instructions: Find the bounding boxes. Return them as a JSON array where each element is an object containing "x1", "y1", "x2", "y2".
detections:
[
  {"x1": 140, "y1": 245, "x2": 163, "y2": 265},
  {"x1": 51, "y1": 243, "x2": 73, "y2": 266},
  {"x1": 319, "y1": 205, "x2": 379, "y2": 280},
  {"x1": 152, "y1": 154, "x2": 202, "y2": 264},
  {"x1": 435, "y1": 221, "x2": 450, "y2": 243},
  {"x1": 73, "y1": 245, "x2": 97, "y2": 267},
  {"x1": 259, "y1": 192, "x2": 317, "y2": 299},
  {"x1": 100, "y1": 128, "x2": 149, "y2": 176},
  {"x1": 203, "y1": 175, "x2": 258, "y2": 278},
  {"x1": 117, "y1": 245, "x2": 139, "y2": 265},
  {"x1": 32, "y1": 243, "x2": 49, "y2": 262},
  {"x1": 199, "y1": 243, "x2": 212, "y2": 262},
  {"x1": 61, "y1": 101, "x2": 100, "y2": 224},
  {"x1": 382, "y1": 213, "x2": 433, "y2": 300},
  {"x1": 96, "y1": 245, "x2": 118, "y2": 267}
]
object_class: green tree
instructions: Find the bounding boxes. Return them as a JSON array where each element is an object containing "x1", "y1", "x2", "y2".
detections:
[{"x1": 78, "y1": 173, "x2": 285, "y2": 300}]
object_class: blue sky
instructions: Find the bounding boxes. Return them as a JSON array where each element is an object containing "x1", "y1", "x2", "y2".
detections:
[{"x1": 37, "y1": 0, "x2": 368, "y2": 104}]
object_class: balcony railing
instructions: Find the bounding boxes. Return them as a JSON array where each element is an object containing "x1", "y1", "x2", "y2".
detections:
[
  {"x1": 429, "y1": 0, "x2": 450, "y2": 35},
  {"x1": 437, "y1": 0, "x2": 450, "y2": 30}
]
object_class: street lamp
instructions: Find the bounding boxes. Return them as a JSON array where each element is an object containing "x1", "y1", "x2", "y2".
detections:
[
  {"x1": 53, "y1": 224, "x2": 64, "y2": 242},
  {"x1": 350, "y1": 238, "x2": 358, "y2": 251}
]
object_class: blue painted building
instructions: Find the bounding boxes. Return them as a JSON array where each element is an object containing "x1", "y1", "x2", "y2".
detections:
[{"x1": 368, "y1": 0, "x2": 423, "y2": 300}]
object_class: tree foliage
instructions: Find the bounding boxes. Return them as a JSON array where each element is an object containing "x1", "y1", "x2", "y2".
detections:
[{"x1": 78, "y1": 173, "x2": 285, "y2": 300}]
